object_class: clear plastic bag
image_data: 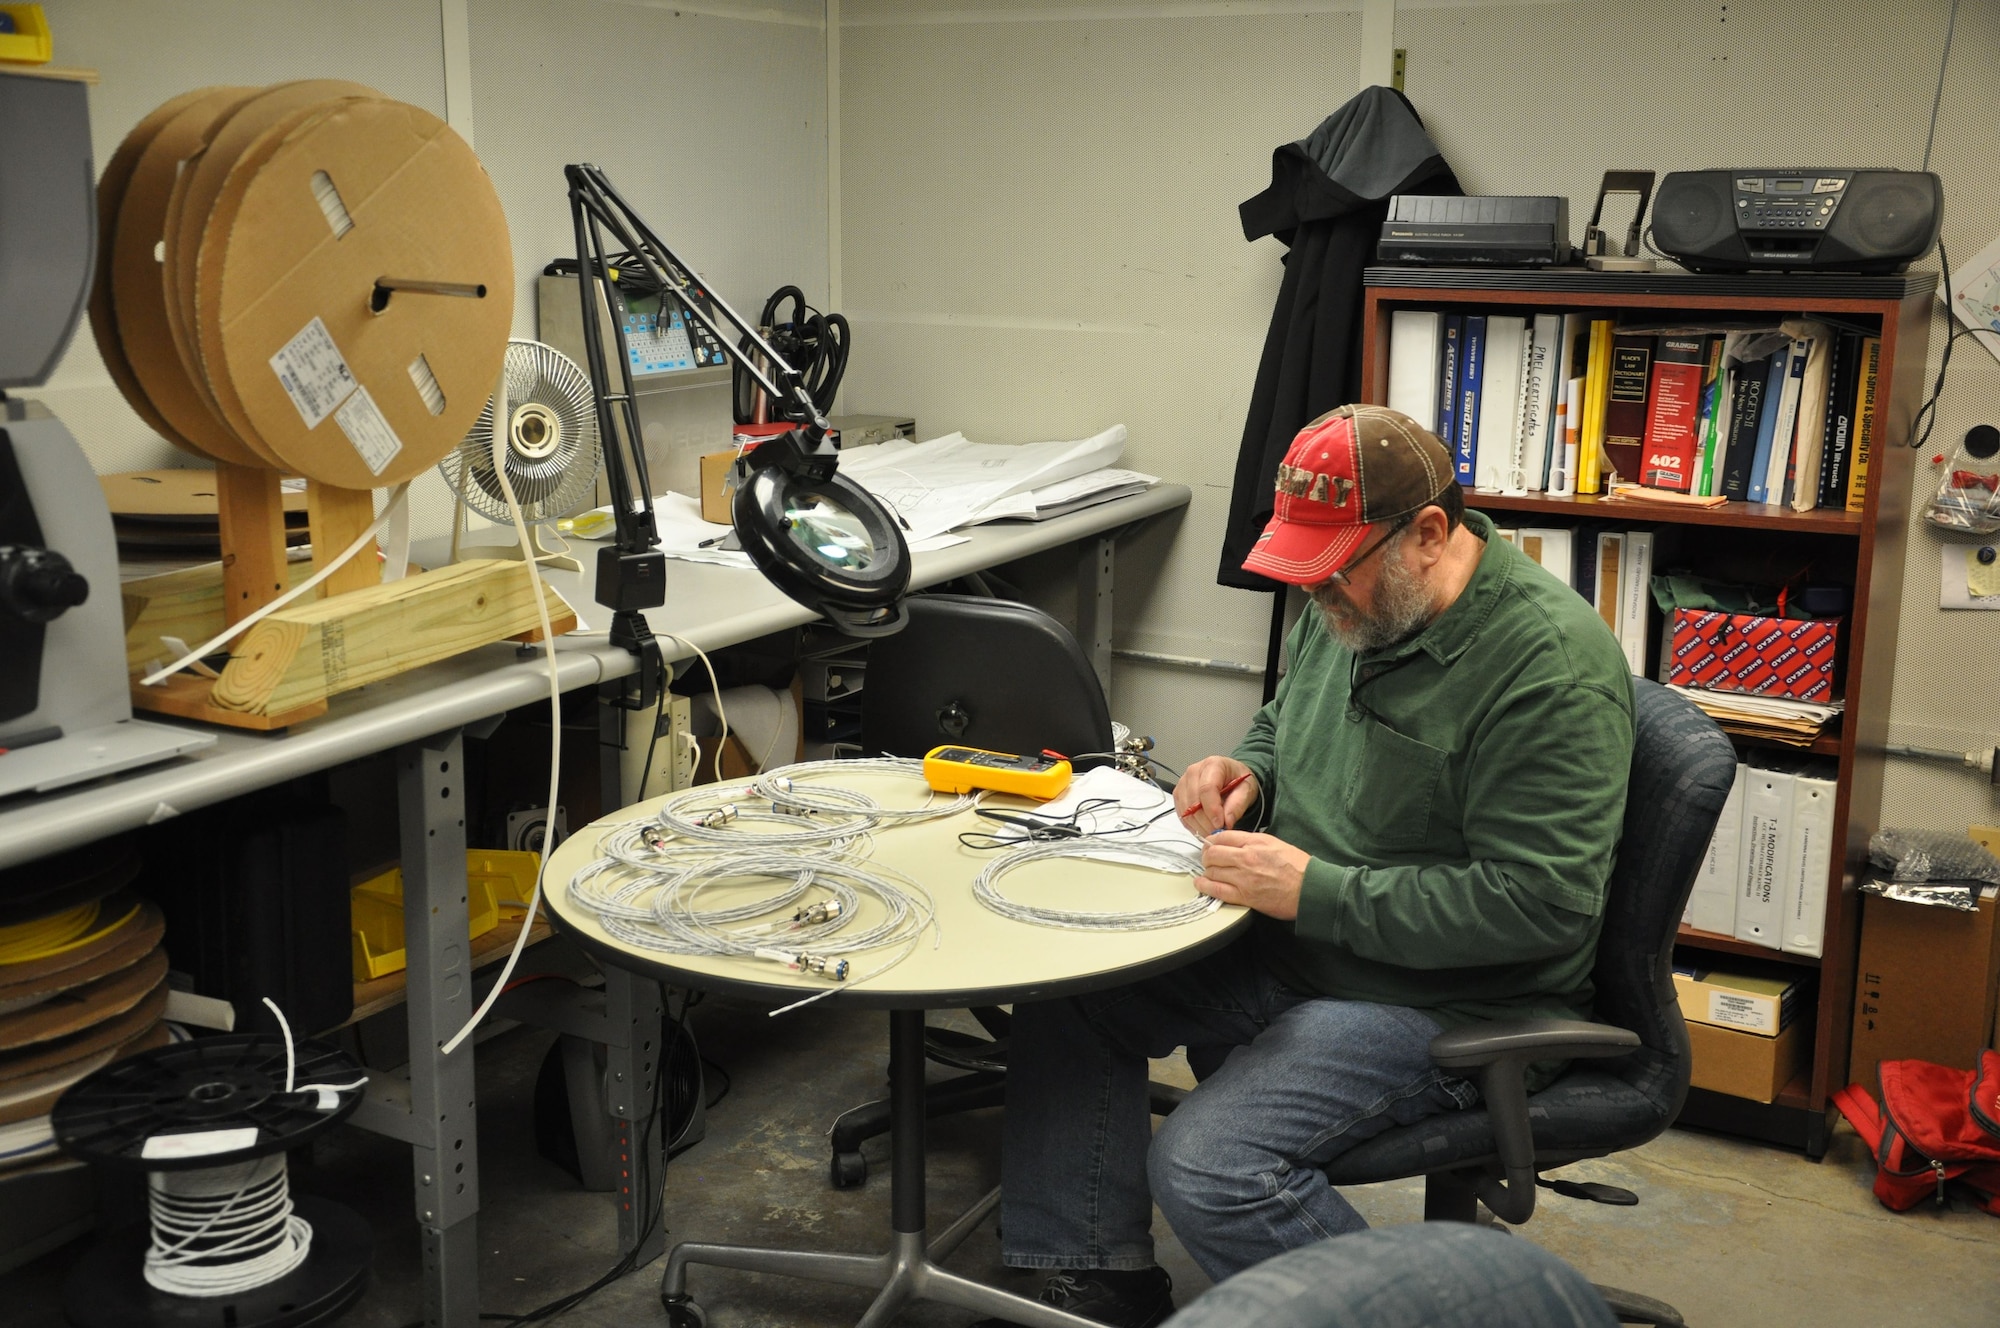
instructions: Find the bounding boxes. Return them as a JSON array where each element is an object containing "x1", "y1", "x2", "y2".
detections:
[
  {"x1": 1867, "y1": 828, "x2": 2000, "y2": 885},
  {"x1": 1925, "y1": 459, "x2": 2000, "y2": 535}
]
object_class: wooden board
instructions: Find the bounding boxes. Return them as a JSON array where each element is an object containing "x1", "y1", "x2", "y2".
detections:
[
  {"x1": 306, "y1": 483, "x2": 380, "y2": 599},
  {"x1": 122, "y1": 557, "x2": 316, "y2": 678},
  {"x1": 131, "y1": 559, "x2": 575, "y2": 727}
]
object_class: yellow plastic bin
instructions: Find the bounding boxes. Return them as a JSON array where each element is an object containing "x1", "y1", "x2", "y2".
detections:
[
  {"x1": 0, "y1": 6, "x2": 53, "y2": 64},
  {"x1": 350, "y1": 849, "x2": 540, "y2": 982}
]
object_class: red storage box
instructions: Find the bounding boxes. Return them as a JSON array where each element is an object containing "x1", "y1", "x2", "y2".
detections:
[{"x1": 1666, "y1": 608, "x2": 1841, "y2": 702}]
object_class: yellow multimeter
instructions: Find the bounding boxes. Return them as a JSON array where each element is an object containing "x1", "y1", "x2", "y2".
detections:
[{"x1": 921, "y1": 745, "x2": 1073, "y2": 801}]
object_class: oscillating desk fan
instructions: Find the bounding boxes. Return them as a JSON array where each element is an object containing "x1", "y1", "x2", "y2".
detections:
[{"x1": 439, "y1": 338, "x2": 601, "y2": 571}]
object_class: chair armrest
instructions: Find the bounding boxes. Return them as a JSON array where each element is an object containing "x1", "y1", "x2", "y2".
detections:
[
  {"x1": 1428, "y1": 1018, "x2": 1639, "y2": 1070},
  {"x1": 1426, "y1": 1018, "x2": 1639, "y2": 1226}
]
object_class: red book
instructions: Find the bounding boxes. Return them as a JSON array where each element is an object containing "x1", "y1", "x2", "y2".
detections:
[{"x1": 1640, "y1": 334, "x2": 1708, "y2": 491}]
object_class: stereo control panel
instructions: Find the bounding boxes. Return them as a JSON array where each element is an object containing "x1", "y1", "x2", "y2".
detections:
[{"x1": 1734, "y1": 172, "x2": 1850, "y2": 232}]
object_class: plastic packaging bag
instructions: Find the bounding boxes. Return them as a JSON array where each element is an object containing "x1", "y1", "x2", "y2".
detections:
[
  {"x1": 1867, "y1": 828, "x2": 2000, "y2": 886},
  {"x1": 1925, "y1": 455, "x2": 2000, "y2": 536}
]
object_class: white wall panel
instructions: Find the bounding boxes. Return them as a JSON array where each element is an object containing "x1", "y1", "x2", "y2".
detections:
[{"x1": 839, "y1": 6, "x2": 1364, "y2": 767}]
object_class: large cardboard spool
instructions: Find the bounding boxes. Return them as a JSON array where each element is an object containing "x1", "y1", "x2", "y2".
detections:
[
  {"x1": 196, "y1": 96, "x2": 512, "y2": 487},
  {"x1": 105, "y1": 86, "x2": 271, "y2": 467},
  {"x1": 86, "y1": 85, "x2": 229, "y2": 464},
  {"x1": 160, "y1": 80, "x2": 381, "y2": 468}
]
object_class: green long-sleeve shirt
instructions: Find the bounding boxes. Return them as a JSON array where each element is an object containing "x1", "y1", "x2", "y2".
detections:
[{"x1": 1232, "y1": 511, "x2": 1635, "y2": 1031}]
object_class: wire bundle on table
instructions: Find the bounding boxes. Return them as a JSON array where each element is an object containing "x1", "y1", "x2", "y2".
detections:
[
  {"x1": 972, "y1": 839, "x2": 1220, "y2": 931},
  {"x1": 567, "y1": 759, "x2": 958, "y2": 1000}
]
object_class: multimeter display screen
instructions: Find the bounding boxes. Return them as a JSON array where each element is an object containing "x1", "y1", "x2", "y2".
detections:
[{"x1": 933, "y1": 748, "x2": 1056, "y2": 771}]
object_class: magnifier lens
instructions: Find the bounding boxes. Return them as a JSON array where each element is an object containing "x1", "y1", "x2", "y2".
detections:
[{"x1": 784, "y1": 493, "x2": 876, "y2": 572}]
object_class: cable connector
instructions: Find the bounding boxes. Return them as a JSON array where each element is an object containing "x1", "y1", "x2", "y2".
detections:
[
  {"x1": 752, "y1": 947, "x2": 849, "y2": 980},
  {"x1": 791, "y1": 899, "x2": 844, "y2": 926},
  {"x1": 641, "y1": 825, "x2": 673, "y2": 852},
  {"x1": 693, "y1": 804, "x2": 739, "y2": 829}
]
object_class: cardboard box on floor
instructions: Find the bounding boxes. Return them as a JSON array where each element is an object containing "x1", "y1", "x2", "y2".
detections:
[
  {"x1": 1848, "y1": 824, "x2": 2000, "y2": 1095},
  {"x1": 1687, "y1": 1019, "x2": 1807, "y2": 1103}
]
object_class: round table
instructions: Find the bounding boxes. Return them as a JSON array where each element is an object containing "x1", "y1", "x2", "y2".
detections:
[{"x1": 542, "y1": 771, "x2": 1247, "y2": 1328}]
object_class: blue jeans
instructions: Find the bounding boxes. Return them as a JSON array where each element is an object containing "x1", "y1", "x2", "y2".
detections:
[{"x1": 999, "y1": 937, "x2": 1476, "y2": 1282}]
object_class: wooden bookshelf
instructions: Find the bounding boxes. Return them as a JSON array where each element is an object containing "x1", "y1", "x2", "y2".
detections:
[
  {"x1": 1676, "y1": 925, "x2": 1821, "y2": 967},
  {"x1": 1362, "y1": 267, "x2": 1934, "y2": 1157},
  {"x1": 1462, "y1": 489, "x2": 1865, "y2": 536}
]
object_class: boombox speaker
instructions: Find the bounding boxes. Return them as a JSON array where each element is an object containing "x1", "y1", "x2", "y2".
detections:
[{"x1": 1651, "y1": 170, "x2": 1941, "y2": 274}]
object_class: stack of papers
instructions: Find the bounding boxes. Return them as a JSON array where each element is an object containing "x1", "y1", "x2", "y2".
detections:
[
  {"x1": 1667, "y1": 684, "x2": 1843, "y2": 746},
  {"x1": 986, "y1": 767, "x2": 1203, "y2": 869},
  {"x1": 835, "y1": 425, "x2": 1156, "y2": 540}
]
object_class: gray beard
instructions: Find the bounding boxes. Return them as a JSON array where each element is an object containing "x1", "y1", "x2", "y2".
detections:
[{"x1": 1310, "y1": 543, "x2": 1438, "y2": 652}]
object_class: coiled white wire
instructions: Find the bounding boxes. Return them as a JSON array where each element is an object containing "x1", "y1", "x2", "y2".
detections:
[
  {"x1": 141, "y1": 1001, "x2": 369, "y2": 1298},
  {"x1": 750, "y1": 758, "x2": 976, "y2": 823},
  {"x1": 972, "y1": 839, "x2": 1221, "y2": 930},
  {"x1": 144, "y1": 1155, "x2": 310, "y2": 1296}
]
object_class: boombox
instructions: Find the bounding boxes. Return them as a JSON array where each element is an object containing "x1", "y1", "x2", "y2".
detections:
[{"x1": 1650, "y1": 170, "x2": 1941, "y2": 274}]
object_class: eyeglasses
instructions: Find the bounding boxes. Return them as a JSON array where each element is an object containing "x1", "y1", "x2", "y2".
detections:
[{"x1": 1321, "y1": 517, "x2": 1411, "y2": 588}]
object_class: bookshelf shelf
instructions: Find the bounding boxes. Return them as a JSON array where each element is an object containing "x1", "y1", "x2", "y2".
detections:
[
  {"x1": 1363, "y1": 267, "x2": 1932, "y2": 1158},
  {"x1": 1675, "y1": 925, "x2": 1821, "y2": 967},
  {"x1": 1464, "y1": 490, "x2": 1865, "y2": 536}
]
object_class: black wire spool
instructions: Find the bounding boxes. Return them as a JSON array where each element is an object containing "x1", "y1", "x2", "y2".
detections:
[{"x1": 51, "y1": 1035, "x2": 373, "y2": 1328}]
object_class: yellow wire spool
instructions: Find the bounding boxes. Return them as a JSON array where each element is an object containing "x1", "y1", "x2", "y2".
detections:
[{"x1": 0, "y1": 899, "x2": 143, "y2": 967}]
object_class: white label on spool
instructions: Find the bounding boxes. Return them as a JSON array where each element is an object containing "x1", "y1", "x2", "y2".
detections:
[
  {"x1": 335, "y1": 386, "x2": 405, "y2": 476},
  {"x1": 141, "y1": 1127, "x2": 260, "y2": 1160},
  {"x1": 269, "y1": 316, "x2": 359, "y2": 429}
]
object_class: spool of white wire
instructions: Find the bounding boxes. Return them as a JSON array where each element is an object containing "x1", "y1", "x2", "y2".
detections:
[
  {"x1": 973, "y1": 839, "x2": 1221, "y2": 930},
  {"x1": 144, "y1": 1154, "x2": 312, "y2": 1296}
]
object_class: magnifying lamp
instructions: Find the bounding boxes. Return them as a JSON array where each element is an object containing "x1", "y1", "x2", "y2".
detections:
[{"x1": 563, "y1": 164, "x2": 911, "y2": 709}]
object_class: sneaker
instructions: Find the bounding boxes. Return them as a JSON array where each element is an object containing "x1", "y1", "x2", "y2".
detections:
[{"x1": 972, "y1": 1267, "x2": 1175, "y2": 1328}]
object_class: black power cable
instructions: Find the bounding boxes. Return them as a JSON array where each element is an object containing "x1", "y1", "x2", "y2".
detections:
[{"x1": 732, "y1": 286, "x2": 848, "y2": 424}]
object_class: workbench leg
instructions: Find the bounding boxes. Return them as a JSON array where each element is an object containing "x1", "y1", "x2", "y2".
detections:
[
  {"x1": 605, "y1": 967, "x2": 667, "y2": 1266},
  {"x1": 1076, "y1": 536, "x2": 1114, "y2": 704},
  {"x1": 400, "y1": 729, "x2": 481, "y2": 1328}
]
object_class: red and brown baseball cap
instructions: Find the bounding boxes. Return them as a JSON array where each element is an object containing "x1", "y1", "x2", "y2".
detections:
[{"x1": 1240, "y1": 405, "x2": 1456, "y2": 586}]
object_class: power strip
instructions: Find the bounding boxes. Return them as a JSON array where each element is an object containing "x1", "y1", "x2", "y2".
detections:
[{"x1": 621, "y1": 693, "x2": 696, "y2": 805}]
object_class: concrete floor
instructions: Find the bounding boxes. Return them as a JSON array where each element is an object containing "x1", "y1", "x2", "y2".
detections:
[{"x1": 7, "y1": 991, "x2": 1999, "y2": 1327}]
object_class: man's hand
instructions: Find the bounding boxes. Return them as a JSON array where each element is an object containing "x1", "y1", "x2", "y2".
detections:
[
  {"x1": 1175, "y1": 757, "x2": 1260, "y2": 837},
  {"x1": 1196, "y1": 831, "x2": 1309, "y2": 920}
]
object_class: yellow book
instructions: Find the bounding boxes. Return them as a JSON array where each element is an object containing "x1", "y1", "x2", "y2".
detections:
[
  {"x1": 1845, "y1": 336, "x2": 1881, "y2": 513},
  {"x1": 1578, "y1": 319, "x2": 1616, "y2": 494}
]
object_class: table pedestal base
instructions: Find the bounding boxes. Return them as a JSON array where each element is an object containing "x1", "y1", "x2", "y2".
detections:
[{"x1": 659, "y1": 1008, "x2": 1097, "y2": 1328}]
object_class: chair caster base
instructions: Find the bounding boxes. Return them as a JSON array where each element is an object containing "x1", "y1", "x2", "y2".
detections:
[
  {"x1": 832, "y1": 1150, "x2": 869, "y2": 1189},
  {"x1": 661, "y1": 1292, "x2": 708, "y2": 1327}
]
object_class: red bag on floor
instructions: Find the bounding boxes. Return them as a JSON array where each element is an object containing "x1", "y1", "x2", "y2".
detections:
[{"x1": 1834, "y1": 1049, "x2": 2000, "y2": 1214}]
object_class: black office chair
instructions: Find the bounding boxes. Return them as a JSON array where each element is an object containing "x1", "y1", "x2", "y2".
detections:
[
  {"x1": 1318, "y1": 679, "x2": 1735, "y2": 1328},
  {"x1": 827, "y1": 594, "x2": 1183, "y2": 1186},
  {"x1": 1164, "y1": 1224, "x2": 1618, "y2": 1328}
]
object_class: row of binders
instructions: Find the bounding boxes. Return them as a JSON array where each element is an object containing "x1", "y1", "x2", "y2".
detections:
[
  {"x1": 1685, "y1": 761, "x2": 1837, "y2": 957},
  {"x1": 1386, "y1": 309, "x2": 1879, "y2": 509},
  {"x1": 1496, "y1": 526, "x2": 1654, "y2": 676}
]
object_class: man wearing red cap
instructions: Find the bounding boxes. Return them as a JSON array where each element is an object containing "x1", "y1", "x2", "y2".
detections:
[{"x1": 979, "y1": 406, "x2": 1635, "y2": 1328}]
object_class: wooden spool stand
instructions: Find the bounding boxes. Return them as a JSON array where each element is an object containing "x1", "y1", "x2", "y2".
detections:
[{"x1": 124, "y1": 466, "x2": 577, "y2": 730}]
